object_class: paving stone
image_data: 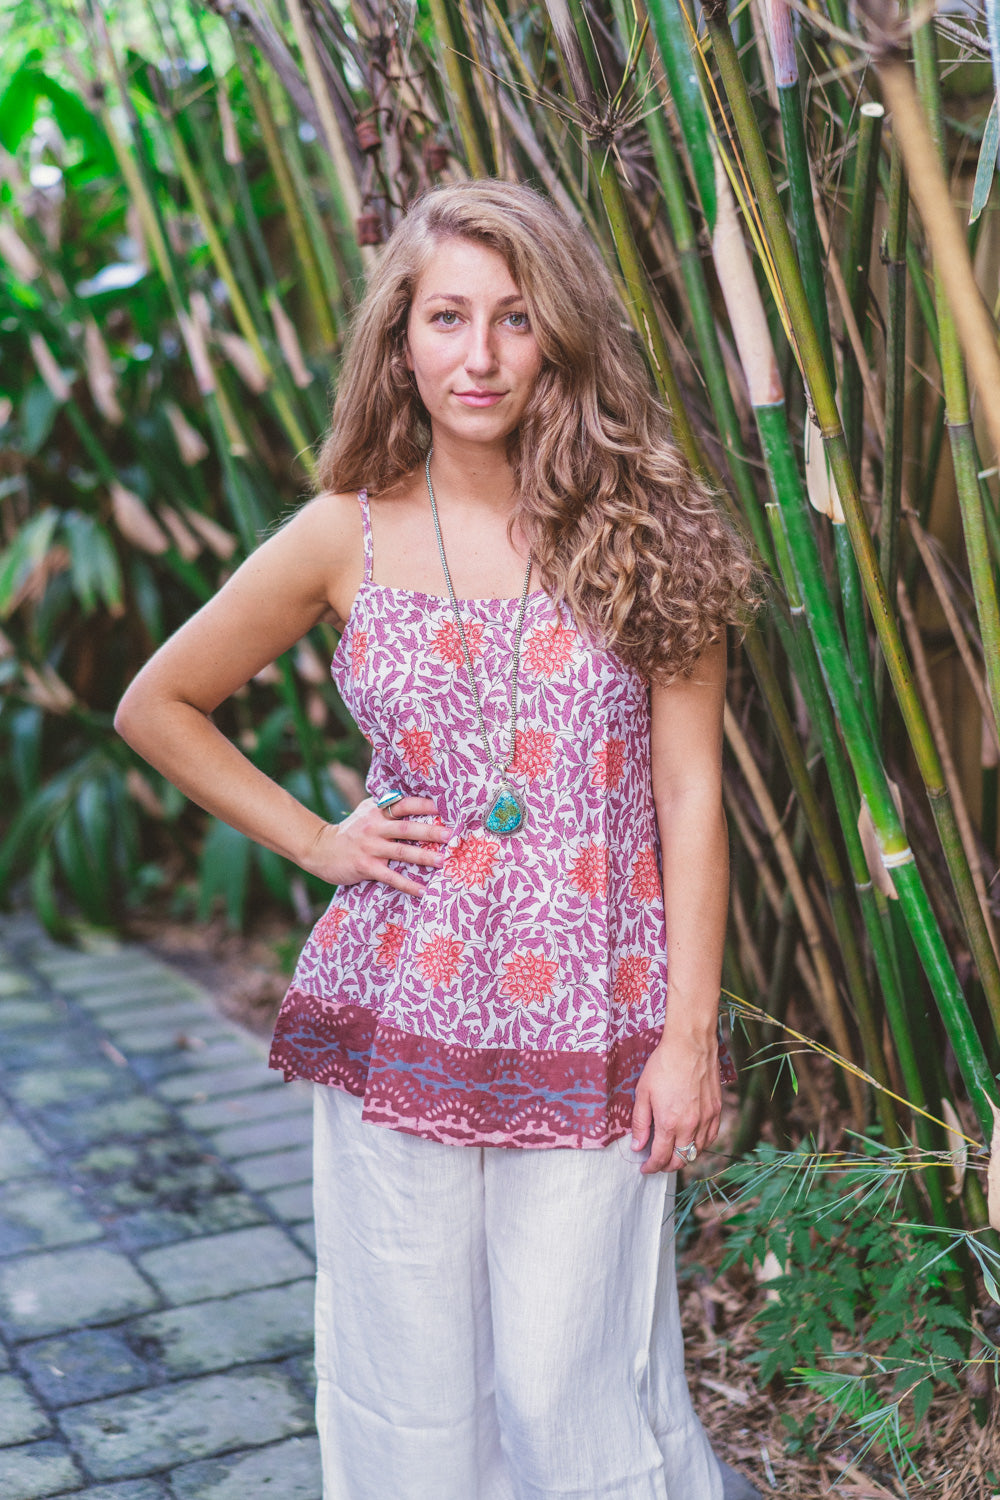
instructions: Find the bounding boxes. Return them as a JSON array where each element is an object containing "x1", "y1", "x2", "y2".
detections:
[
  {"x1": 0, "y1": 1180, "x2": 104, "y2": 1256},
  {"x1": 35, "y1": 1098, "x2": 174, "y2": 1150},
  {"x1": 0, "y1": 1372, "x2": 52, "y2": 1444},
  {"x1": 112, "y1": 1022, "x2": 234, "y2": 1058},
  {"x1": 156, "y1": 1065, "x2": 283, "y2": 1105},
  {"x1": 231, "y1": 1147, "x2": 313, "y2": 1193},
  {"x1": 0, "y1": 1246, "x2": 158, "y2": 1340},
  {"x1": 292, "y1": 1222, "x2": 316, "y2": 1259},
  {"x1": 263, "y1": 1183, "x2": 313, "y2": 1224},
  {"x1": 4, "y1": 1065, "x2": 138, "y2": 1111},
  {"x1": 73, "y1": 982, "x2": 205, "y2": 1014},
  {"x1": 141, "y1": 1038, "x2": 259, "y2": 1079},
  {"x1": 129, "y1": 1280, "x2": 314, "y2": 1376},
  {"x1": 0, "y1": 997, "x2": 70, "y2": 1030},
  {"x1": 109, "y1": 1197, "x2": 265, "y2": 1253},
  {"x1": 138, "y1": 1226, "x2": 313, "y2": 1304},
  {"x1": 208, "y1": 1112, "x2": 313, "y2": 1160},
  {"x1": 0, "y1": 1030, "x2": 106, "y2": 1074},
  {"x1": 58, "y1": 1367, "x2": 313, "y2": 1480},
  {"x1": 74, "y1": 1137, "x2": 253, "y2": 1227},
  {"x1": 0, "y1": 971, "x2": 33, "y2": 997},
  {"x1": 281, "y1": 1350, "x2": 317, "y2": 1398},
  {"x1": 169, "y1": 1434, "x2": 321, "y2": 1500},
  {"x1": 179, "y1": 1085, "x2": 311, "y2": 1133},
  {"x1": 18, "y1": 1328, "x2": 154, "y2": 1407},
  {"x1": 36, "y1": 961, "x2": 168, "y2": 993},
  {"x1": 0, "y1": 1439, "x2": 83, "y2": 1498},
  {"x1": 74, "y1": 1483, "x2": 166, "y2": 1500},
  {"x1": 100, "y1": 1002, "x2": 218, "y2": 1036},
  {"x1": 0, "y1": 1120, "x2": 47, "y2": 1184},
  {"x1": 0, "y1": 1340, "x2": 10, "y2": 1368}
]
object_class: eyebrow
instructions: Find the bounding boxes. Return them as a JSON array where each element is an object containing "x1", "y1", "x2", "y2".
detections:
[{"x1": 420, "y1": 292, "x2": 525, "y2": 307}]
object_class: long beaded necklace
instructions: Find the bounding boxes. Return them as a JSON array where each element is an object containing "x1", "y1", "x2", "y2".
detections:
[{"x1": 424, "y1": 450, "x2": 532, "y2": 836}]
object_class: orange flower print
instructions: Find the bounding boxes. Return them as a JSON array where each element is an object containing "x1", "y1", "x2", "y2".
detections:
[
  {"x1": 500, "y1": 950, "x2": 559, "y2": 1005},
  {"x1": 629, "y1": 846, "x2": 661, "y2": 904},
  {"x1": 446, "y1": 835, "x2": 500, "y2": 888},
  {"x1": 350, "y1": 630, "x2": 368, "y2": 677},
  {"x1": 568, "y1": 841, "x2": 609, "y2": 900},
  {"x1": 590, "y1": 737, "x2": 626, "y2": 790},
  {"x1": 523, "y1": 622, "x2": 576, "y2": 679},
  {"x1": 314, "y1": 906, "x2": 347, "y2": 950},
  {"x1": 511, "y1": 726, "x2": 556, "y2": 780},
  {"x1": 374, "y1": 922, "x2": 408, "y2": 969},
  {"x1": 431, "y1": 618, "x2": 485, "y2": 667},
  {"x1": 613, "y1": 953, "x2": 652, "y2": 1008},
  {"x1": 417, "y1": 933, "x2": 465, "y2": 989},
  {"x1": 398, "y1": 725, "x2": 435, "y2": 778}
]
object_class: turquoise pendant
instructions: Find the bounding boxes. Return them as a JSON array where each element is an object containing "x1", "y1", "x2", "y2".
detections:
[{"x1": 484, "y1": 784, "x2": 526, "y2": 836}]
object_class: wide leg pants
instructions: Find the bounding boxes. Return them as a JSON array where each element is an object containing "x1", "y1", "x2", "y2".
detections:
[{"x1": 313, "y1": 1084, "x2": 724, "y2": 1500}]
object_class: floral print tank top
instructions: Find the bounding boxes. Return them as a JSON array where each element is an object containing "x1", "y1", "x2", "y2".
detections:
[{"x1": 268, "y1": 490, "x2": 732, "y2": 1148}]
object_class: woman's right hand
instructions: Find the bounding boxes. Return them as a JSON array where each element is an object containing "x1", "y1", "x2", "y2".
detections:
[{"x1": 304, "y1": 796, "x2": 453, "y2": 899}]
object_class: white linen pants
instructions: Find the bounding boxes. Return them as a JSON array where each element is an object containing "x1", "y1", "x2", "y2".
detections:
[{"x1": 313, "y1": 1085, "x2": 724, "y2": 1500}]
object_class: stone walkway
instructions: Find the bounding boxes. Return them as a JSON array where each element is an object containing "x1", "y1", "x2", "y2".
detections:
[{"x1": 0, "y1": 912, "x2": 320, "y2": 1500}]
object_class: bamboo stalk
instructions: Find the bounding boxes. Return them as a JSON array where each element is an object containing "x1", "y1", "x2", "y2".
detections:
[{"x1": 698, "y1": 1, "x2": 1000, "y2": 1098}]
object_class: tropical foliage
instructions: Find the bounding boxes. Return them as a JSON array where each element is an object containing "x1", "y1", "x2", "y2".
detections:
[{"x1": 3, "y1": 0, "x2": 1000, "y2": 1480}]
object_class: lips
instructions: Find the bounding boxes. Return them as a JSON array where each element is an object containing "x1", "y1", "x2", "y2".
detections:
[{"x1": 454, "y1": 390, "x2": 506, "y2": 406}]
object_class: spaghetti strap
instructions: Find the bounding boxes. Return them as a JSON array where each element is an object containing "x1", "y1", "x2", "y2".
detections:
[{"x1": 356, "y1": 489, "x2": 374, "y2": 583}]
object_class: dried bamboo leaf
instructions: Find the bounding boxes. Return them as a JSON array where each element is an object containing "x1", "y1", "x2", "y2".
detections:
[
  {"x1": 83, "y1": 320, "x2": 124, "y2": 426},
  {"x1": 164, "y1": 402, "x2": 210, "y2": 465},
  {"x1": 29, "y1": 333, "x2": 72, "y2": 403},
  {"x1": 988, "y1": 1097, "x2": 1000, "y2": 1232},
  {"x1": 125, "y1": 768, "x2": 165, "y2": 818},
  {"x1": 158, "y1": 507, "x2": 201, "y2": 562},
  {"x1": 857, "y1": 782, "x2": 905, "y2": 899},
  {"x1": 804, "y1": 417, "x2": 844, "y2": 523},
  {"x1": 180, "y1": 504, "x2": 237, "y2": 560},
  {"x1": 0, "y1": 222, "x2": 41, "y2": 281},
  {"x1": 268, "y1": 293, "x2": 313, "y2": 387},
  {"x1": 177, "y1": 312, "x2": 216, "y2": 396},
  {"x1": 216, "y1": 330, "x2": 269, "y2": 393},
  {"x1": 21, "y1": 663, "x2": 77, "y2": 714},
  {"x1": 109, "y1": 483, "x2": 169, "y2": 555}
]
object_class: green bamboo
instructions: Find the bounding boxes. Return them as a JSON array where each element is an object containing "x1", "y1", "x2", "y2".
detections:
[
  {"x1": 908, "y1": 13, "x2": 1000, "y2": 759},
  {"x1": 696, "y1": 0, "x2": 1000, "y2": 1078},
  {"x1": 842, "y1": 103, "x2": 882, "y2": 478},
  {"x1": 755, "y1": 403, "x2": 997, "y2": 1135},
  {"x1": 544, "y1": 0, "x2": 703, "y2": 469},
  {"x1": 877, "y1": 140, "x2": 908, "y2": 722},
  {"x1": 426, "y1": 0, "x2": 491, "y2": 177}
]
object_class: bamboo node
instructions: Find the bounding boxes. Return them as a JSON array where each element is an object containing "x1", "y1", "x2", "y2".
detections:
[{"x1": 881, "y1": 846, "x2": 914, "y2": 869}]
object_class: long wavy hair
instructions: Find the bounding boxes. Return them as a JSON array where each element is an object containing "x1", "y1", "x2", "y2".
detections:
[{"x1": 317, "y1": 179, "x2": 762, "y2": 682}]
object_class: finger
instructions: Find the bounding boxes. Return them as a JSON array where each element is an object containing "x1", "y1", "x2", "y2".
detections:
[
  {"x1": 642, "y1": 1124, "x2": 677, "y2": 1175},
  {"x1": 379, "y1": 840, "x2": 447, "y2": 868},
  {"x1": 383, "y1": 818, "x2": 453, "y2": 844},
  {"x1": 630, "y1": 1089, "x2": 653, "y2": 1154},
  {"x1": 372, "y1": 867, "x2": 428, "y2": 899},
  {"x1": 380, "y1": 797, "x2": 444, "y2": 823}
]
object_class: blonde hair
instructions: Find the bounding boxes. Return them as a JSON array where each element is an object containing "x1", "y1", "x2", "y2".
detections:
[{"x1": 317, "y1": 179, "x2": 762, "y2": 682}]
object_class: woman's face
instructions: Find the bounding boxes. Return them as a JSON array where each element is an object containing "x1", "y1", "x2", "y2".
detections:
[{"x1": 405, "y1": 237, "x2": 542, "y2": 454}]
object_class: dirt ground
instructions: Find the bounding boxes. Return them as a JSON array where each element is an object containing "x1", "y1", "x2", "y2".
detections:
[{"x1": 126, "y1": 913, "x2": 998, "y2": 1499}]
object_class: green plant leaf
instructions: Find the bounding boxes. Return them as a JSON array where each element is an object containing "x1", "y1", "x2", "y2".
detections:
[{"x1": 970, "y1": 96, "x2": 999, "y2": 225}]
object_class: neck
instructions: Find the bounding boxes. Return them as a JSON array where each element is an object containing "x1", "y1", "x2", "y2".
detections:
[{"x1": 426, "y1": 435, "x2": 518, "y2": 517}]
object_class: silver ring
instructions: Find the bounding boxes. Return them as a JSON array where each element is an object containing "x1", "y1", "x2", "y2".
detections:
[
  {"x1": 676, "y1": 1143, "x2": 698, "y2": 1164},
  {"x1": 376, "y1": 790, "x2": 405, "y2": 818}
]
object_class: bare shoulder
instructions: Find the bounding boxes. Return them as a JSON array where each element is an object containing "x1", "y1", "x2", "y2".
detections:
[{"x1": 249, "y1": 489, "x2": 366, "y2": 629}]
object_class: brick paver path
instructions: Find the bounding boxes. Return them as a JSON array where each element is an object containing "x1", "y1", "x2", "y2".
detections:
[{"x1": 0, "y1": 912, "x2": 321, "y2": 1499}]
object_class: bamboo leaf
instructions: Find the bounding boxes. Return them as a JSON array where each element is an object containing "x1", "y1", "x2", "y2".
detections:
[{"x1": 970, "y1": 96, "x2": 999, "y2": 226}]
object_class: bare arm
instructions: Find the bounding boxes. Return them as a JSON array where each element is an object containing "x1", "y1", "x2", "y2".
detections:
[
  {"x1": 630, "y1": 636, "x2": 728, "y2": 1174},
  {"x1": 114, "y1": 492, "x2": 451, "y2": 897}
]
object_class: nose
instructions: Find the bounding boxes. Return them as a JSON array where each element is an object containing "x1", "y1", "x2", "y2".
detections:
[{"x1": 464, "y1": 317, "x2": 499, "y2": 377}]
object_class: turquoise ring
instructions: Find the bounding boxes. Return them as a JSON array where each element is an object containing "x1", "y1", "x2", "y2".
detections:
[{"x1": 375, "y1": 789, "x2": 405, "y2": 814}]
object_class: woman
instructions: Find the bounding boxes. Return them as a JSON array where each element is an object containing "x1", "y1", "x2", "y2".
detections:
[{"x1": 116, "y1": 179, "x2": 762, "y2": 1500}]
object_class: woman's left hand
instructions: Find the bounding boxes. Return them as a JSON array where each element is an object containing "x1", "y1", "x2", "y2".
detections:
[{"x1": 630, "y1": 1030, "x2": 722, "y2": 1175}]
